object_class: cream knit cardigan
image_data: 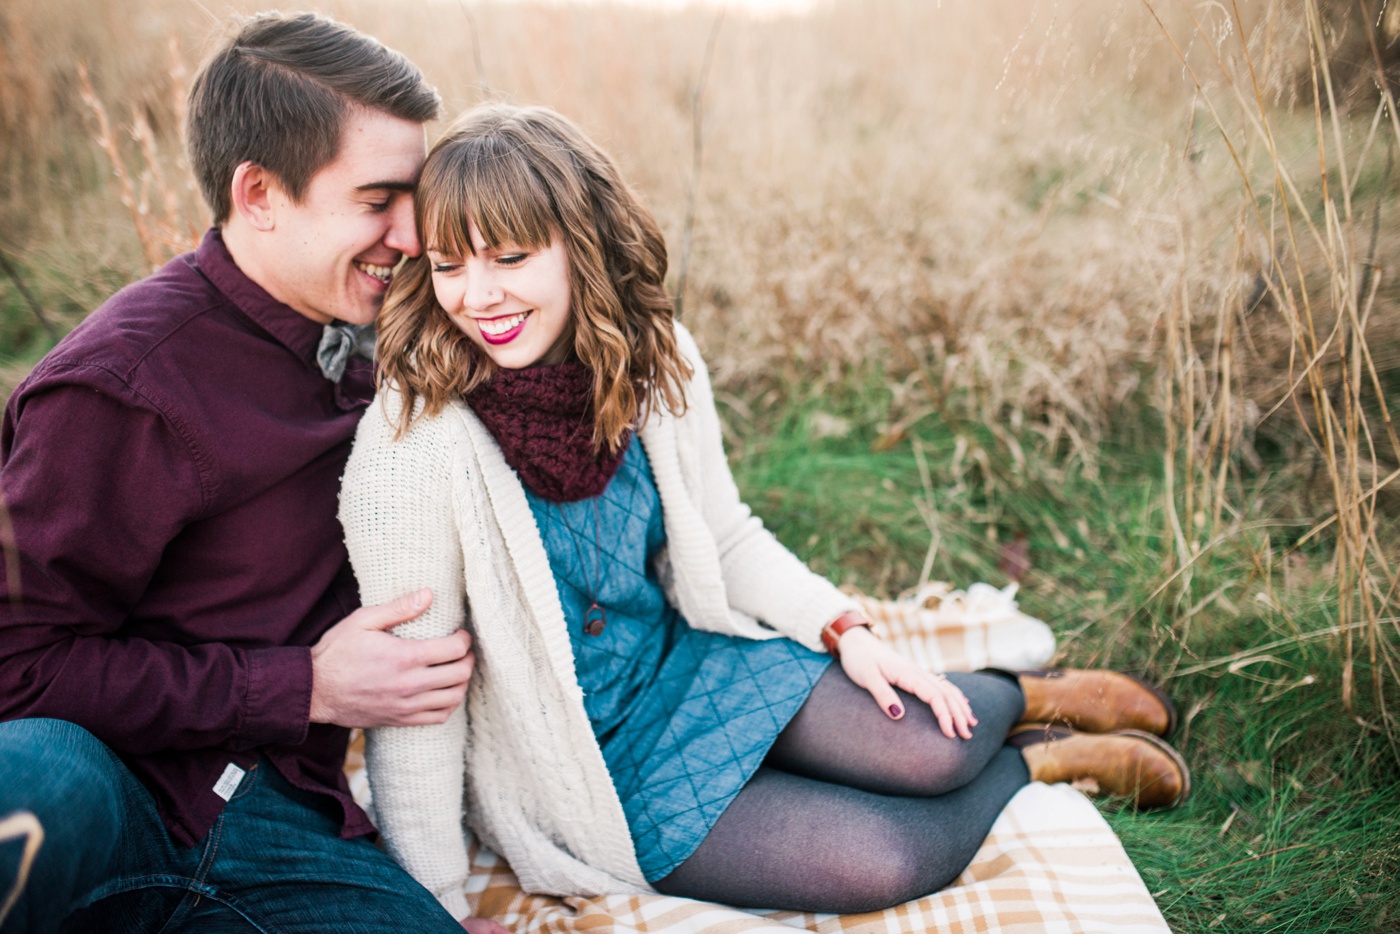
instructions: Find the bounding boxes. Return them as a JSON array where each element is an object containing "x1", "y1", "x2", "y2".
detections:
[{"x1": 339, "y1": 325, "x2": 858, "y2": 920}]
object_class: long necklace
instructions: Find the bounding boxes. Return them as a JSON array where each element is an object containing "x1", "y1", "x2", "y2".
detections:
[{"x1": 555, "y1": 500, "x2": 607, "y2": 636}]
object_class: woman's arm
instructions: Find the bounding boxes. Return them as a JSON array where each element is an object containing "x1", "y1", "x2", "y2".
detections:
[
  {"x1": 339, "y1": 394, "x2": 476, "y2": 921},
  {"x1": 674, "y1": 329, "x2": 976, "y2": 735},
  {"x1": 672, "y1": 326, "x2": 856, "y2": 652}
]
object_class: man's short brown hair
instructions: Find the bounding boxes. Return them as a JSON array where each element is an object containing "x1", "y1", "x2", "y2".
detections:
[{"x1": 187, "y1": 12, "x2": 441, "y2": 224}]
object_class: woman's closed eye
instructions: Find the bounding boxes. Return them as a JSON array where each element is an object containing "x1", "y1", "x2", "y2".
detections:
[
  {"x1": 427, "y1": 250, "x2": 463, "y2": 273},
  {"x1": 429, "y1": 252, "x2": 527, "y2": 273}
]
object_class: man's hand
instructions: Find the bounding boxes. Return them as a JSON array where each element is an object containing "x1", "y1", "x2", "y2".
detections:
[{"x1": 308, "y1": 588, "x2": 474, "y2": 728}]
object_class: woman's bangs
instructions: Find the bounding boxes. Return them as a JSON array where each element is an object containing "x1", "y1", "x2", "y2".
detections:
[
  {"x1": 423, "y1": 141, "x2": 555, "y2": 257},
  {"x1": 422, "y1": 174, "x2": 476, "y2": 259},
  {"x1": 464, "y1": 149, "x2": 555, "y2": 251},
  {"x1": 422, "y1": 142, "x2": 554, "y2": 256}
]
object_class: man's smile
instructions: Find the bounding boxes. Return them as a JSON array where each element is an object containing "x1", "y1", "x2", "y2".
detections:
[{"x1": 355, "y1": 261, "x2": 394, "y2": 284}]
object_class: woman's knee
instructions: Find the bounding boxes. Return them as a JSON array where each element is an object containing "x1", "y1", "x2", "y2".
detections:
[
  {"x1": 950, "y1": 671, "x2": 1025, "y2": 725},
  {"x1": 808, "y1": 835, "x2": 964, "y2": 913},
  {"x1": 837, "y1": 852, "x2": 942, "y2": 912},
  {"x1": 916, "y1": 746, "x2": 991, "y2": 796},
  {"x1": 868, "y1": 673, "x2": 1026, "y2": 795}
]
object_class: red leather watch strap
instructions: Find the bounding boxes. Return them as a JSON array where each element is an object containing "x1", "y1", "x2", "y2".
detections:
[{"x1": 821, "y1": 611, "x2": 873, "y2": 658}]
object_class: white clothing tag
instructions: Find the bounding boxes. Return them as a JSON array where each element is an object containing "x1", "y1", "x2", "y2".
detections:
[{"x1": 212, "y1": 763, "x2": 245, "y2": 801}]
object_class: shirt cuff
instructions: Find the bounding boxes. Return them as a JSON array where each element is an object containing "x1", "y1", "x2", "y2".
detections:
[{"x1": 239, "y1": 645, "x2": 313, "y2": 747}]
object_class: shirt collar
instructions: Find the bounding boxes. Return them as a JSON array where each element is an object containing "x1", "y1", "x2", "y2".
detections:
[{"x1": 193, "y1": 227, "x2": 325, "y2": 368}]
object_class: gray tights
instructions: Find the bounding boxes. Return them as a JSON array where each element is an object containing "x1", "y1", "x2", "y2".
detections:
[{"x1": 652, "y1": 668, "x2": 1029, "y2": 913}]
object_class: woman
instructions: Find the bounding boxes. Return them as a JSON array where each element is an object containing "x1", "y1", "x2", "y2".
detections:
[{"x1": 339, "y1": 103, "x2": 1188, "y2": 922}]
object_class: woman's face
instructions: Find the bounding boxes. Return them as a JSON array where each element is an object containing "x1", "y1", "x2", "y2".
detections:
[{"x1": 428, "y1": 217, "x2": 573, "y2": 369}]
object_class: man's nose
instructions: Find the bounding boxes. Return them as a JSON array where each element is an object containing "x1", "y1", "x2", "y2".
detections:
[{"x1": 384, "y1": 198, "x2": 421, "y2": 258}]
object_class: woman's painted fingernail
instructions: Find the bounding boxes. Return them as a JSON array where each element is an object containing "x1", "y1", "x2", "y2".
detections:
[{"x1": 888, "y1": 703, "x2": 903, "y2": 718}]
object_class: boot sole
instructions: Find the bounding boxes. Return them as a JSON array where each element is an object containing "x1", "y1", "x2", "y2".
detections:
[{"x1": 1115, "y1": 728, "x2": 1191, "y2": 806}]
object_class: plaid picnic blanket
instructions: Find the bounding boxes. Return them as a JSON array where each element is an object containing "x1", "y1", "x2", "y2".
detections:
[{"x1": 347, "y1": 585, "x2": 1170, "y2": 933}]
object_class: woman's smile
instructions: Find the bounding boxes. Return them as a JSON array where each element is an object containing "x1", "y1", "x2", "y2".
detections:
[{"x1": 476, "y1": 310, "x2": 531, "y2": 343}]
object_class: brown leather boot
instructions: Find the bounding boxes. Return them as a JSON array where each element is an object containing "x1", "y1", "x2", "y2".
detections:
[
  {"x1": 1009, "y1": 724, "x2": 1190, "y2": 809},
  {"x1": 1017, "y1": 669, "x2": 1177, "y2": 737}
]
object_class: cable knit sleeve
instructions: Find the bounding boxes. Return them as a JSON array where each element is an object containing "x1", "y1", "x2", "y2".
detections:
[
  {"x1": 338, "y1": 391, "x2": 474, "y2": 920},
  {"x1": 674, "y1": 326, "x2": 858, "y2": 653}
]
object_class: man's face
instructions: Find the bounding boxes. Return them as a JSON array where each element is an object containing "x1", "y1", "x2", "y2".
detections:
[{"x1": 261, "y1": 108, "x2": 427, "y2": 326}]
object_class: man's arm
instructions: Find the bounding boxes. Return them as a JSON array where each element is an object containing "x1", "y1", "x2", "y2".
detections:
[
  {"x1": 0, "y1": 379, "x2": 473, "y2": 750},
  {"x1": 0, "y1": 381, "x2": 311, "y2": 753}
]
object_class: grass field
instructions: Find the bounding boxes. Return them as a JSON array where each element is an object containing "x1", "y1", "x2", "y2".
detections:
[
  {"x1": 729, "y1": 372, "x2": 1398, "y2": 931},
  {"x1": 1, "y1": 0, "x2": 1397, "y2": 930}
]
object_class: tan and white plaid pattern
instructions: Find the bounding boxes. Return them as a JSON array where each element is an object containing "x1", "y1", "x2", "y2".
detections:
[
  {"x1": 850, "y1": 583, "x2": 1058, "y2": 674},
  {"x1": 445, "y1": 781, "x2": 1168, "y2": 934},
  {"x1": 346, "y1": 588, "x2": 1169, "y2": 933}
]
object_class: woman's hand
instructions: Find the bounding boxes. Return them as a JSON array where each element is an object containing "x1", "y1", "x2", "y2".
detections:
[
  {"x1": 835, "y1": 626, "x2": 977, "y2": 739},
  {"x1": 461, "y1": 918, "x2": 511, "y2": 934}
]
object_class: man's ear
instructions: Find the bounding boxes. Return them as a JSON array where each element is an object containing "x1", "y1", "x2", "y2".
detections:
[{"x1": 229, "y1": 162, "x2": 278, "y2": 231}]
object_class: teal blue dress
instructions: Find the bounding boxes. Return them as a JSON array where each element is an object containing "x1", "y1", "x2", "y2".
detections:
[{"x1": 524, "y1": 436, "x2": 833, "y2": 882}]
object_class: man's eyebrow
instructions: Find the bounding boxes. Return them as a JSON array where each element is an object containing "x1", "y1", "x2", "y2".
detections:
[{"x1": 355, "y1": 180, "x2": 417, "y2": 193}]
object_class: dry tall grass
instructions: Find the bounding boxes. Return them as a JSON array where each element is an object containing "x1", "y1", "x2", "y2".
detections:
[
  {"x1": 0, "y1": 0, "x2": 1264, "y2": 436},
  {"x1": 1, "y1": 0, "x2": 1396, "y2": 738},
  {"x1": 1145, "y1": 0, "x2": 1400, "y2": 742}
]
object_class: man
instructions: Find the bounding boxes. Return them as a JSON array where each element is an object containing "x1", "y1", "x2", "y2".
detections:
[{"x1": 0, "y1": 13, "x2": 503, "y2": 933}]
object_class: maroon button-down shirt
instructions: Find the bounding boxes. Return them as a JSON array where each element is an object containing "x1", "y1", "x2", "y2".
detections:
[{"x1": 0, "y1": 229, "x2": 377, "y2": 846}]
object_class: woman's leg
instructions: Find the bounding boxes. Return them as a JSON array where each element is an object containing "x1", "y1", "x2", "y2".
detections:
[
  {"x1": 654, "y1": 668, "x2": 1030, "y2": 911},
  {"x1": 653, "y1": 753, "x2": 1028, "y2": 913},
  {"x1": 766, "y1": 667, "x2": 1025, "y2": 797}
]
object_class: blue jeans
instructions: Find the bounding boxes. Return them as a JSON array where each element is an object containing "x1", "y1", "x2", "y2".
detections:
[{"x1": 0, "y1": 719, "x2": 463, "y2": 934}]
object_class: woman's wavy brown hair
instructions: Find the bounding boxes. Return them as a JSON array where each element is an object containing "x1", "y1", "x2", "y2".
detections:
[{"x1": 377, "y1": 103, "x2": 691, "y2": 448}]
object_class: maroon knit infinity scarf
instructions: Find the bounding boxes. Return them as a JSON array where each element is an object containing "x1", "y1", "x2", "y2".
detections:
[{"x1": 465, "y1": 362, "x2": 630, "y2": 503}]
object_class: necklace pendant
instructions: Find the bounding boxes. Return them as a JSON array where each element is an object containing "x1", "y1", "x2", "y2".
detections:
[{"x1": 583, "y1": 603, "x2": 606, "y2": 636}]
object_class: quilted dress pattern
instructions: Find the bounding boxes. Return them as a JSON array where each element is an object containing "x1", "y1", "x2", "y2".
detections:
[{"x1": 526, "y1": 438, "x2": 832, "y2": 881}]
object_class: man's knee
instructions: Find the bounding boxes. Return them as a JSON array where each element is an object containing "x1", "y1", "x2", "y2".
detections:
[
  {"x1": 0, "y1": 719, "x2": 127, "y2": 931},
  {"x1": 0, "y1": 719, "x2": 124, "y2": 825}
]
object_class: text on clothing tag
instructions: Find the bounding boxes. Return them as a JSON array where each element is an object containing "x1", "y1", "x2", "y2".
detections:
[{"x1": 213, "y1": 763, "x2": 245, "y2": 801}]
